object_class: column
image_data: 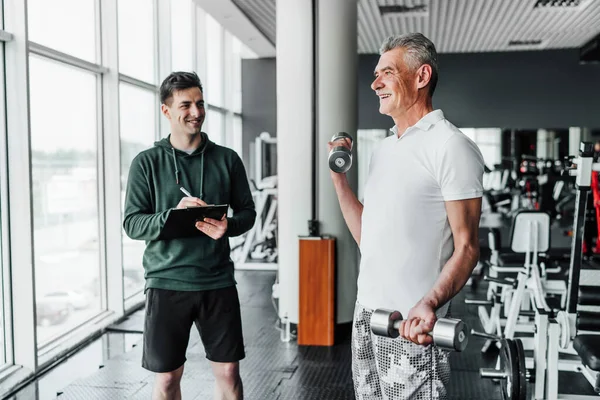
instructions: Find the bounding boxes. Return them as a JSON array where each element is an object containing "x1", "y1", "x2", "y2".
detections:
[
  {"x1": 277, "y1": 0, "x2": 358, "y2": 325},
  {"x1": 276, "y1": 0, "x2": 315, "y2": 324},
  {"x1": 317, "y1": 0, "x2": 359, "y2": 323}
]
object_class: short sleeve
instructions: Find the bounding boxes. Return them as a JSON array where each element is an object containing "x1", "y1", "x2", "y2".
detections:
[{"x1": 438, "y1": 133, "x2": 485, "y2": 201}]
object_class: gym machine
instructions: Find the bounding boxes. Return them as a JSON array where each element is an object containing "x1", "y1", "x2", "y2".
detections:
[
  {"x1": 231, "y1": 132, "x2": 278, "y2": 270},
  {"x1": 467, "y1": 211, "x2": 567, "y2": 353},
  {"x1": 478, "y1": 143, "x2": 600, "y2": 400}
]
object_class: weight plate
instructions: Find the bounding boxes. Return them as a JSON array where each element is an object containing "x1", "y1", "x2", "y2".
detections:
[
  {"x1": 556, "y1": 311, "x2": 570, "y2": 350},
  {"x1": 514, "y1": 338, "x2": 528, "y2": 400},
  {"x1": 499, "y1": 339, "x2": 520, "y2": 400}
]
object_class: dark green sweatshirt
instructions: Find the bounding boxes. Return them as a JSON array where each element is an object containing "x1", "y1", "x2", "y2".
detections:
[{"x1": 123, "y1": 133, "x2": 256, "y2": 291}]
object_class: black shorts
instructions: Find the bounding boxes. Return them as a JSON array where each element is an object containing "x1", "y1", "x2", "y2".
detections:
[{"x1": 142, "y1": 286, "x2": 245, "y2": 373}]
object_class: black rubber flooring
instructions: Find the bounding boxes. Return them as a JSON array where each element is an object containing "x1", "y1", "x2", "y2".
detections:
[{"x1": 7, "y1": 269, "x2": 598, "y2": 399}]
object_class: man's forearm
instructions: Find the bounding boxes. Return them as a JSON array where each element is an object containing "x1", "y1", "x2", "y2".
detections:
[
  {"x1": 332, "y1": 174, "x2": 363, "y2": 245},
  {"x1": 421, "y1": 244, "x2": 479, "y2": 309},
  {"x1": 227, "y1": 208, "x2": 257, "y2": 237},
  {"x1": 123, "y1": 210, "x2": 169, "y2": 241}
]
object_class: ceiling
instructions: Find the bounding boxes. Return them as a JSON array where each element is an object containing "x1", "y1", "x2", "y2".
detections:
[{"x1": 229, "y1": 0, "x2": 600, "y2": 55}]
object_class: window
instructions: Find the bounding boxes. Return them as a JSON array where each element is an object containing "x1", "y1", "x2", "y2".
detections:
[
  {"x1": 119, "y1": 83, "x2": 157, "y2": 301},
  {"x1": 461, "y1": 128, "x2": 502, "y2": 169},
  {"x1": 231, "y1": 36, "x2": 242, "y2": 113},
  {"x1": 0, "y1": 40, "x2": 7, "y2": 367},
  {"x1": 206, "y1": 14, "x2": 223, "y2": 107},
  {"x1": 206, "y1": 109, "x2": 224, "y2": 146},
  {"x1": 27, "y1": 0, "x2": 97, "y2": 63},
  {"x1": 232, "y1": 115, "x2": 242, "y2": 156},
  {"x1": 171, "y1": 0, "x2": 194, "y2": 72},
  {"x1": 29, "y1": 56, "x2": 102, "y2": 346},
  {"x1": 118, "y1": 0, "x2": 156, "y2": 83}
]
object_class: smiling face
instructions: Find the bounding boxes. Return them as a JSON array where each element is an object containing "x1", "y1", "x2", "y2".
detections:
[
  {"x1": 371, "y1": 47, "x2": 421, "y2": 118},
  {"x1": 161, "y1": 87, "x2": 205, "y2": 137}
]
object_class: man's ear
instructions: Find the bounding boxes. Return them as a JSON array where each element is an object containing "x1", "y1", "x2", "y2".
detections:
[
  {"x1": 416, "y1": 64, "x2": 432, "y2": 90},
  {"x1": 161, "y1": 103, "x2": 171, "y2": 119}
]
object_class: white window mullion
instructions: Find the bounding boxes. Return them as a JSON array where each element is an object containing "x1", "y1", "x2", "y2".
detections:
[
  {"x1": 194, "y1": 6, "x2": 207, "y2": 87},
  {"x1": 157, "y1": 0, "x2": 171, "y2": 138},
  {"x1": 4, "y1": 0, "x2": 37, "y2": 372},
  {"x1": 0, "y1": 31, "x2": 14, "y2": 42},
  {"x1": 101, "y1": 0, "x2": 125, "y2": 316},
  {"x1": 0, "y1": 32, "x2": 13, "y2": 375},
  {"x1": 223, "y1": 32, "x2": 234, "y2": 149},
  {"x1": 224, "y1": 31, "x2": 233, "y2": 112},
  {"x1": 27, "y1": 42, "x2": 108, "y2": 74}
]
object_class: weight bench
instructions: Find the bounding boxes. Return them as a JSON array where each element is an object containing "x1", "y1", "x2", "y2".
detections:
[
  {"x1": 488, "y1": 224, "x2": 569, "y2": 279},
  {"x1": 573, "y1": 285, "x2": 600, "y2": 392}
]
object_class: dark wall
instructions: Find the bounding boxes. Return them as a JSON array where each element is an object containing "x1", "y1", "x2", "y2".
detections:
[
  {"x1": 241, "y1": 50, "x2": 600, "y2": 166},
  {"x1": 359, "y1": 49, "x2": 600, "y2": 130},
  {"x1": 241, "y1": 58, "x2": 276, "y2": 174}
]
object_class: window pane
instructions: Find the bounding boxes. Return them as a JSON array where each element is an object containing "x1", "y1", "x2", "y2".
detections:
[
  {"x1": 233, "y1": 115, "x2": 242, "y2": 156},
  {"x1": 28, "y1": 0, "x2": 96, "y2": 63},
  {"x1": 0, "y1": 42, "x2": 6, "y2": 366},
  {"x1": 479, "y1": 144, "x2": 501, "y2": 168},
  {"x1": 118, "y1": 0, "x2": 155, "y2": 83},
  {"x1": 461, "y1": 128, "x2": 502, "y2": 169},
  {"x1": 119, "y1": 83, "x2": 157, "y2": 300},
  {"x1": 232, "y1": 36, "x2": 242, "y2": 113},
  {"x1": 206, "y1": 110, "x2": 224, "y2": 146},
  {"x1": 476, "y1": 128, "x2": 502, "y2": 144},
  {"x1": 29, "y1": 56, "x2": 102, "y2": 346},
  {"x1": 171, "y1": 0, "x2": 194, "y2": 72},
  {"x1": 206, "y1": 15, "x2": 223, "y2": 107},
  {"x1": 461, "y1": 128, "x2": 476, "y2": 142}
]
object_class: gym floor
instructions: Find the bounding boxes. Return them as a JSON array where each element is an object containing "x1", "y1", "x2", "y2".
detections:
[{"x1": 7, "y1": 269, "x2": 598, "y2": 399}]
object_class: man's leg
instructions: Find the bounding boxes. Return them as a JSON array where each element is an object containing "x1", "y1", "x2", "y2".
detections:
[
  {"x1": 196, "y1": 286, "x2": 246, "y2": 400},
  {"x1": 351, "y1": 302, "x2": 382, "y2": 399},
  {"x1": 211, "y1": 361, "x2": 243, "y2": 400},
  {"x1": 142, "y1": 289, "x2": 195, "y2": 400},
  {"x1": 373, "y1": 333, "x2": 450, "y2": 400},
  {"x1": 152, "y1": 365, "x2": 184, "y2": 400}
]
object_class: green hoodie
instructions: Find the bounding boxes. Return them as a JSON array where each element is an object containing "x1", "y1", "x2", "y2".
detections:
[{"x1": 123, "y1": 132, "x2": 256, "y2": 291}]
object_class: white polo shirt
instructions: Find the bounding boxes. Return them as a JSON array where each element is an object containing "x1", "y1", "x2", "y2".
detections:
[{"x1": 357, "y1": 110, "x2": 484, "y2": 318}]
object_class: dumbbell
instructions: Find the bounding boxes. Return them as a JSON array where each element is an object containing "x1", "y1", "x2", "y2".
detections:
[
  {"x1": 328, "y1": 132, "x2": 353, "y2": 173},
  {"x1": 370, "y1": 308, "x2": 469, "y2": 352}
]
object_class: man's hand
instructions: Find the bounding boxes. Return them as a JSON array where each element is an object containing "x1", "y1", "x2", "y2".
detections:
[
  {"x1": 399, "y1": 300, "x2": 437, "y2": 346},
  {"x1": 196, "y1": 214, "x2": 227, "y2": 240},
  {"x1": 176, "y1": 196, "x2": 207, "y2": 209}
]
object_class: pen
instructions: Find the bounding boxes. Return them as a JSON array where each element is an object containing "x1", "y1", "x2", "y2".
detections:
[{"x1": 179, "y1": 187, "x2": 192, "y2": 197}]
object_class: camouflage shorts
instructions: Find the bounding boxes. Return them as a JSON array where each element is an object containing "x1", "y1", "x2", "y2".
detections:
[{"x1": 351, "y1": 302, "x2": 451, "y2": 400}]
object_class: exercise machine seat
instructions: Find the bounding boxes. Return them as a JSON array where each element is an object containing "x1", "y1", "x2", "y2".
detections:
[
  {"x1": 573, "y1": 335, "x2": 600, "y2": 371},
  {"x1": 579, "y1": 286, "x2": 600, "y2": 306},
  {"x1": 497, "y1": 250, "x2": 570, "y2": 266}
]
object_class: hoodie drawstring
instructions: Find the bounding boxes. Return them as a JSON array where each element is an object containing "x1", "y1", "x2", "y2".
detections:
[
  {"x1": 171, "y1": 146, "x2": 204, "y2": 199},
  {"x1": 172, "y1": 148, "x2": 180, "y2": 184},
  {"x1": 199, "y1": 153, "x2": 204, "y2": 199}
]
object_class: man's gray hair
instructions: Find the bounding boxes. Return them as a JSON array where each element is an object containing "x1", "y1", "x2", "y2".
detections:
[{"x1": 380, "y1": 33, "x2": 438, "y2": 96}]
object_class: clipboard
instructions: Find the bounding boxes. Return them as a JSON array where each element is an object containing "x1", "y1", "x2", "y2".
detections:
[{"x1": 159, "y1": 204, "x2": 229, "y2": 240}]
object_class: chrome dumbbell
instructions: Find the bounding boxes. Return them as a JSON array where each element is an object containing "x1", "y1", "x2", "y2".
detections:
[
  {"x1": 328, "y1": 132, "x2": 353, "y2": 173},
  {"x1": 370, "y1": 308, "x2": 469, "y2": 352}
]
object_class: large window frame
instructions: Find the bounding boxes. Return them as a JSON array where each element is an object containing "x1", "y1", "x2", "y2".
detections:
[
  {"x1": 0, "y1": 30, "x2": 14, "y2": 375},
  {"x1": 0, "y1": 0, "x2": 248, "y2": 395},
  {"x1": 25, "y1": 0, "x2": 113, "y2": 363}
]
